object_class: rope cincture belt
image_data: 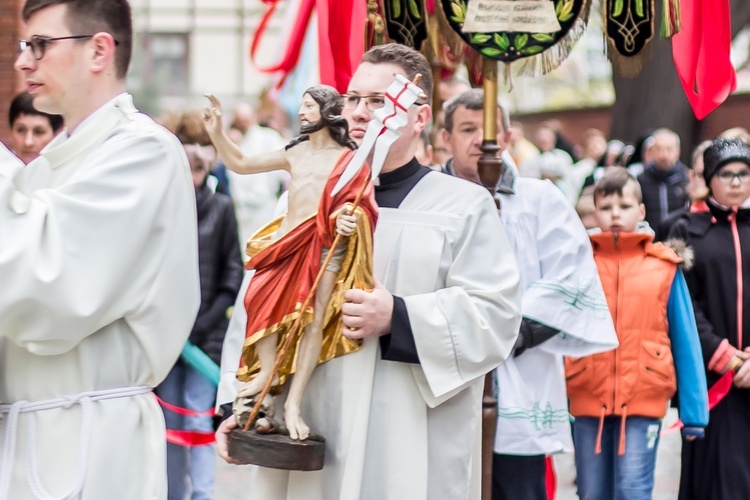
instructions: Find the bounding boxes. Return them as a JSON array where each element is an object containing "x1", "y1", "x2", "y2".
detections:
[{"x1": 0, "y1": 385, "x2": 152, "y2": 500}]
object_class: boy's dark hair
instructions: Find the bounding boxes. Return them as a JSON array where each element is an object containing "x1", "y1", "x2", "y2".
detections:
[
  {"x1": 361, "y1": 44, "x2": 432, "y2": 105},
  {"x1": 22, "y1": 0, "x2": 132, "y2": 79},
  {"x1": 593, "y1": 167, "x2": 643, "y2": 204},
  {"x1": 442, "y1": 89, "x2": 510, "y2": 134},
  {"x1": 8, "y1": 92, "x2": 63, "y2": 132}
]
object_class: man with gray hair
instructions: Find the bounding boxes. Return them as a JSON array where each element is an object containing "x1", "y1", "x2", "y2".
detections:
[
  {"x1": 440, "y1": 89, "x2": 518, "y2": 177},
  {"x1": 441, "y1": 88, "x2": 618, "y2": 500}
]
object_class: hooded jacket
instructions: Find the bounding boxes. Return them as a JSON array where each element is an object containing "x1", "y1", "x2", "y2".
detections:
[{"x1": 668, "y1": 199, "x2": 750, "y2": 379}]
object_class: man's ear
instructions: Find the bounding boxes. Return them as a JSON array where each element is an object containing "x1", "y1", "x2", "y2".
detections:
[
  {"x1": 440, "y1": 127, "x2": 451, "y2": 148},
  {"x1": 414, "y1": 104, "x2": 431, "y2": 133},
  {"x1": 89, "y1": 32, "x2": 117, "y2": 74}
]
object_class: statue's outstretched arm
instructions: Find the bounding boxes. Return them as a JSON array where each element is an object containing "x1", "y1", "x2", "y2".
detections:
[{"x1": 203, "y1": 94, "x2": 290, "y2": 175}]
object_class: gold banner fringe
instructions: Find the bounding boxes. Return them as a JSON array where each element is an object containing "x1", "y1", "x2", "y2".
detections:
[
  {"x1": 607, "y1": 43, "x2": 652, "y2": 79},
  {"x1": 516, "y1": 0, "x2": 593, "y2": 77}
]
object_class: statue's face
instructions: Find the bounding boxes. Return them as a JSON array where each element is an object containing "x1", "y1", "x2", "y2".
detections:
[{"x1": 299, "y1": 93, "x2": 322, "y2": 128}]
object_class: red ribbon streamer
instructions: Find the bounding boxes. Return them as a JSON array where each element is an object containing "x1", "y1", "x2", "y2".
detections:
[
  {"x1": 165, "y1": 429, "x2": 216, "y2": 447},
  {"x1": 671, "y1": 0, "x2": 736, "y2": 119},
  {"x1": 155, "y1": 394, "x2": 217, "y2": 447},
  {"x1": 662, "y1": 370, "x2": 734, "y2": 434},
  {"x1": 249, "y1": 0, "x2": 315, "y2": 89},
  {"x1": 154, "y1": 394, "x2": 216, "y2": 417},
  {"x1": 249, "y1": 0, "x2": 365, "y2": 92}
]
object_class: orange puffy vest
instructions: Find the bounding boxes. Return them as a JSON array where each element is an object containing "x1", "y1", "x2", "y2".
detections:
[{"x1": 566, "y1": 232, "x2": 682, "y2": 420}]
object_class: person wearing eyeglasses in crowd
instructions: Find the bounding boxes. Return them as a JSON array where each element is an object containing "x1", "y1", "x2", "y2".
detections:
[
  {"x1": 440, "y1": 89, "x2": 618, "y2": 500},
  {"x1": 5, "y1": 91, "x2": 63, "y2": 165},
  {"x1": 667, "y1": 137, "x2": 750, "y2": 500},
  {"x1": 0, "y1": 1, "x2": 200, "y2": 499}
]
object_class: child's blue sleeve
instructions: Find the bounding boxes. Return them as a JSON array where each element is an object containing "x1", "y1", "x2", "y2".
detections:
[{"x1": 668, "y1": 269, "x2": 709, "y2": 431}]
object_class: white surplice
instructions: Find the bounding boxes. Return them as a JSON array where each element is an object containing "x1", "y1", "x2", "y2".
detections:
[
  {"x1": 0, "y1": 143, "x2": 23, "y2": 175},
  {"x1": 0, "y1": 94, "x2": 200, "y2": 499},
  {"x1": 218, "y1": 170, "x2": 521, "y2": 500},
  {"x1": 493, "y1": 177, "x2": 618, "y2": 456}
]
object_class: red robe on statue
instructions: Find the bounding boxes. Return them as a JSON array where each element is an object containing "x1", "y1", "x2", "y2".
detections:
[{"x1": 237, "y1": 148, "x2": 378, "y2": 385}]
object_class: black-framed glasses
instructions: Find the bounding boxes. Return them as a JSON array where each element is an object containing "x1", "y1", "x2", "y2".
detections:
[
  {"x1": 342, "y1": 94, "x2": 386, "y2": 112},
  {"x1": 716, "y1": 169, "x2": 750, "y2": 185},
  {"x1": 17, "y1": 35, "x2": 99, "y2": 60}
]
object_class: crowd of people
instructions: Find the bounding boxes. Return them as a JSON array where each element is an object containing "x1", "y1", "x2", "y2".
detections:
[{"x1": 1, "y1": 1, "x2": 749, "y2": 499}]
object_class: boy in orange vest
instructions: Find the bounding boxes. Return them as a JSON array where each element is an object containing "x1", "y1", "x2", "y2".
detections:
[{"x1": 566, "y1": 167, "x2": 708, "y2": 499}]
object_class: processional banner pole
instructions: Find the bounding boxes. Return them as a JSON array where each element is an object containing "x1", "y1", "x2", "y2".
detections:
[{"x1": 477, "y1": 55, "x2": 502, "y2": 500}]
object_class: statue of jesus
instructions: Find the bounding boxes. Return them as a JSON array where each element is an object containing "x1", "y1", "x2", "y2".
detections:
[{"x1": 203, "y1": 86, "x2": 377, "y2": 440}]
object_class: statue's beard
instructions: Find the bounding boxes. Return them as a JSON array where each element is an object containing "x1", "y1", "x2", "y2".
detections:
[{"x1": 300, "y1": 118, "x2": 325, "y2": 135}]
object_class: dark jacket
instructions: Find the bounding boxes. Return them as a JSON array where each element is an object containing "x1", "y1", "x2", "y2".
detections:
[
  {"x1": 668, "y1": 199, "x2": 750, "y2": 373},
  {"x1": 669, "y1": 199, "x2": 750, "y2": 500},
  {"x1": 191, "y1": 184, "x2": 244, "y2": 364},
  {"x1": 637, "y1": 162, "x2": 690, "y2": 231}
]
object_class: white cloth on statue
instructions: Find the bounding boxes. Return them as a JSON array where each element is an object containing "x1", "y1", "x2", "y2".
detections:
[
  {"x1": 493, "y1": 177, "x2": 618, "y2": 456},
  {"x1": 230, "y1": 125, "x2": 289, "y2": 242},
  {"x1": 217, "y1": 171, "x2": 521, "y2": 500},
  {"x1": 0, "y1": 94, "x2": 200, "y2": 499}
]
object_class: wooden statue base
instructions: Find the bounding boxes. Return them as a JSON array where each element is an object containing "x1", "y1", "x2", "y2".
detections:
[{"x1": 228, "y1": 428, "x2": 325, "y2": 471}]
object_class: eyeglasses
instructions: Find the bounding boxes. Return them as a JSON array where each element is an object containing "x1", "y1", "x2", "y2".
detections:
[
  {"x1": 716, "y1": 170, "x2": 750, "y2": 184},
  {"x1": 342, "y1": 94, "x2": 386, "y2": 112},
  {"x1": 17, "y1": 35, "x2": 119, "y2": 61}
]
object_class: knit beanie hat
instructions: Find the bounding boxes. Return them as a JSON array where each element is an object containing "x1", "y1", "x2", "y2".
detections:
[{"x1": 703, "y1": 138, "x2": 750, "y2": 185}]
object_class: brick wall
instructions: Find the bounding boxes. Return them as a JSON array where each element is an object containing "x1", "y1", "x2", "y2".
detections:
[{"x1": 0, "y1": 0, "x2": 22, "y2": 146}]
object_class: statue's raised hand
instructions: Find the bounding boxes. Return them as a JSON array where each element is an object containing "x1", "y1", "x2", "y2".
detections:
[{"x1": 203, "y1": 94, "x2": 225, "y2": 140}]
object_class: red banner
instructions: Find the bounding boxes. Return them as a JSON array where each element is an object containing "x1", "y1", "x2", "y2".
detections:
[{"x1": 672, "y1": 0, "x2": 736, "y2": 119}]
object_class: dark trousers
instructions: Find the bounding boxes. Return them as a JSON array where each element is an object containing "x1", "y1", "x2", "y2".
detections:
[{"x1": 492, "y1": 453, "x2": 546, "y2": 500}]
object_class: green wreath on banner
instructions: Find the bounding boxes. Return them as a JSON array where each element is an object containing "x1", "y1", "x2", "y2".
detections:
[{"x1": 441, "y1": 0, "x2": 590, "y2": 74}]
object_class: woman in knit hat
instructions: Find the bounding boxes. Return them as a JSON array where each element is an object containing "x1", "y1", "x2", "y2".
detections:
[{"x1": 668, "y1": 137, "x2": 750, "y2": 500}]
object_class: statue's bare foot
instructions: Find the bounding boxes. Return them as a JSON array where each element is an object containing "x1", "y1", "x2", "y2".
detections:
[
  {"x1": 284, "y1": 404, "x2": 310, "y2": 440},
  {"x1": 237, "y1": 372, "x2": 279, "y2": 398},
  {"x1": 233, "y1": 391, "x2": 277, "y2": 429},
  {"x1": 255, "y1": 417, "x2": 283, "y2": 434}
]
